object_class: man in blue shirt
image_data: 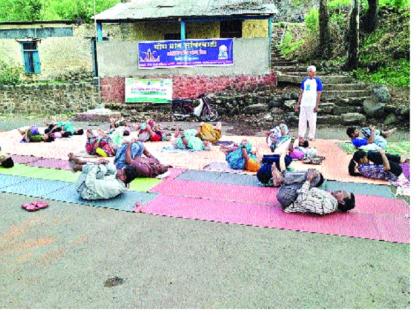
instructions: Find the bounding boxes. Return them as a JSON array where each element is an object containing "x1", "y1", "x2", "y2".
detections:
[
  {"x1": 346, "y1": 126, "x2": 396, "y2": 149},
  {"x1": 294, "y1": 65, "x2": 323, "y2": 141}
]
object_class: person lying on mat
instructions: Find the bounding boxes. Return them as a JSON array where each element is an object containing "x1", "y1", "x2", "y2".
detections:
[
  {"x1": 280, "y1": 170, "x2": 355, "y2": 215},
  {"x1": 275, "y1": 169, "x2": 324, "y2": 207},
  {"x1": 44, "y1": 121, "x2": 84, "y2": 138},
  {"x1": 19, "y1": 126, "x2": 55, "y2": 143},
  {"x1": 69, "y1": 153, "x2": 137, "y2": 200},
  {"x1": 85, "y1": 129, "x2": 119, "y2": 157},
  {"x1": 220, "y1": 139, "x2": 260, "y2": 172},
  {"x1": 0, "y1": 147, "x2": 14, "y2": 168},
  {"x1": 137, "y1": 119, "x2": 171, "y2": 142},
  {"x1": 116, "y1": 139, "x2": 170, "y2": 178},
  {"x1": 348, "y1": 149, "x2": 407, "y2": 182},
  {"x1": 257, "y1": 152, "x2": 293, "y2": 186},
  {"x1": 346, "y1": 126, "x2": 396, "y2": 150},
  {"x1": 172, "y1": 128, "x2": 211, "y2": 151},
  {"x1": 265, "y1": 123, "x2": 291, "y2": 154},
  {"x1": 288, "y1": 137, "x2": 318, "y2": 161}
]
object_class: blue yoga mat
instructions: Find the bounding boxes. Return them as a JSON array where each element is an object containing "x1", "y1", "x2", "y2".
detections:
[
  {"x1": 48, "y1": 184, "x2": 157, "y2": 212},
  {"x1": 177, "y1": 170, "x2": 260, "y2": 186},
  {"x1": 1, "y1": 177, "x2": 71, "y2": 198},
  {"x1": 0, "y1": 174, "x2": 30, "y2": 189},
  {"x1": 324, "y1": 180, "x2": 395, "y2": 199}
]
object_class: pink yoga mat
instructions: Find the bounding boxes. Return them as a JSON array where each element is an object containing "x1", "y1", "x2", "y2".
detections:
[
  {"x1": 143, "y1": 194, "x2": 409, "y2": 243},
  {"x1": 150, "y1": 179, "x2": 278, "y2": 205}
]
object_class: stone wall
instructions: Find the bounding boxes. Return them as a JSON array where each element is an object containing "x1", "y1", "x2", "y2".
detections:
[
  {"x1": 0, "y1": 82, "x2": 100, "y2": 114},
  {"x1": 100, "y1": 73, "x2": 277, "y2": 103}
]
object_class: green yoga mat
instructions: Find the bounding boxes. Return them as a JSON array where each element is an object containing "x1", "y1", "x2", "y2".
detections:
[
  {"x1": 0, "y1": 164, "x2": 78, "y2": 182},
  {"x1": 130, "y1": 177, "x2": 161, "y2": 192},
  {"x1": 0, "y1": 164, "x2": 160, "y2": 192},
  {"x1": 338, "y1": 141, "x2": 410, "y2": 156}
]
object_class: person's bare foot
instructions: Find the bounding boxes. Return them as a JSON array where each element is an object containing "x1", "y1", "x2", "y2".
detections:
[
  {"x1": 382, "y1": 128, "x2": 397, "y2": 138},
  {"x1": 68, "y1": 152, "x2": 75, "y2": 161}
]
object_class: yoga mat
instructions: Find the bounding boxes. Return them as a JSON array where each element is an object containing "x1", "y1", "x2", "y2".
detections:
[
  {"x1": 292, "y1": 140, "x2": 390, "y2": 185},
  {"x1": 129, "y1": 178, "x2": 161, "y2": 192},
  {"x1": 178, "y1": 170, "x2": 260, "y2": 186},
  {"x1": 30, "y1": 158, "x2": 73, "y2": 170},
  {"x1": 0, "y1": 174, "x2": 30, "y2": 189},
  {"x1": 324, "y1": 180, "x2": 395, "y2": 199},
  {"x1": 203, "y1": 161, "x2": 252, "y2": 174},
  {"x1": 1, "y1": 178, "x2": 72, "y2": 198},
  {"x1": 150, "y1": 179, "x2": 278, "y2": 205},
  {"x1": 143, "y1": 194, "x2": 409, "y2": 243},
  {"x1": 47, "y1": 184, "x2": 157, "y2": 212},
  {"x1": 10, "y1": 155, "x2": 41, "y2": 165},
  {"x1": 338, "y1": 141, "x2": 410, "y2": 156},
  {"x1": 401, "y1": 163, "x2": 410, "y2": 181},
  {"x1": 0, "y1": 164, "x2": 78, "y2": 182}
]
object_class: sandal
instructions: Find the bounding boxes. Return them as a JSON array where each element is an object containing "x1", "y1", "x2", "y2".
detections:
[{"x1": 22, "y1": 201, "x2": 49, "y2": 212}]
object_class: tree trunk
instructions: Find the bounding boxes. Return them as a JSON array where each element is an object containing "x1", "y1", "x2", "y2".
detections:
[
  {"x1": 363, "y1": 0, "x2": 379, "y2": 33},
  {"x1": 319, "y1": 0, "x2": 331, "y2": 58},
  {"x1": 345, "y1": 0, "x2": 360, "y2": 70}
]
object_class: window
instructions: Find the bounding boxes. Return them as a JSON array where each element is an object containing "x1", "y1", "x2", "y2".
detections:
[
  {"x1": 164, "y1": 33, "x2": 181, "y2": 40},
  {"x1": 220, "y1": 20, "x2": 242, "y2": 38},
  {"x1": 20, "y1": 40, "x2": 41, "y2": 74}
]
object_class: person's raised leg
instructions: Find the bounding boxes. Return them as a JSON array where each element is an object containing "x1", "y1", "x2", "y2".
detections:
[{"x1": 381, "y1": 127, "x2": 397, "y2": 138}]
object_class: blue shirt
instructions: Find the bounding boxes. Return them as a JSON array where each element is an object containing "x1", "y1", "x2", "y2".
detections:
[
  {"x1": 114, "y1": 142, "x2": 145, "y2": 169},
  {"x1": 352, "y1": 138, "x2": 368, "y2": 148}
]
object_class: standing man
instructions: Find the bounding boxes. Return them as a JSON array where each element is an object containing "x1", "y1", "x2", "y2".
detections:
[{"x1": 294, "y1": 65, "x2": 323, "y2": 141}]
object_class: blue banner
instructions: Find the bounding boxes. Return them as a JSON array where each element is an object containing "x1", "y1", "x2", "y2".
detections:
[{"x1": 138, "y1": 39, "x2": 233, "y2": 69}]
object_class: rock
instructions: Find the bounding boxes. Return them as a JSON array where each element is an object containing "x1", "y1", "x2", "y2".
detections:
[
  {"x1": 268, "y1": 98, "x2": 282, "y2": 108},
  {"x1": 384, "y1": 104, "x2": 398, "y2": 114},
  {"x1": 372, "y1": 85, "x2": 391, "y2": 103},
  {"x1": 384, "y1": 113, "x2": 398, "y2": 125},
  {"x1": 319, "y1": 103, "x2": 335, "y2": 114},
  {"x1": 333, "y1": 106, "x2": 354, "y2": 115},
  {"x1": 270, "y1": 107, "x2": 283, "y2": 114},
  {"x1": 264, "y1": 113, "x2": 274, "y2": 122},
  {"x1": 283, "y1": 100, "x2": 297, "y2": 110},
  {"x1": 283, "y1": 112, "x2": 299, "y2": 125},
  {"x1": 290, "y1": 92, "x2": 299, "y2": 100},
  {"x1": 400, "y1": 106, "x2": 410, "y2": 117},
  {"x1": 341, "y1": 113, "x2": 367, "y2": 125},
  {"x1": 363, "y1": 98, "x2": 385, "y2": 118},
  {"x1": 317, "y1": 115, "x2": 342, "y2": 125},
  {"x1": 244, "y1": 103, "x2": 269, "y2": 114}
]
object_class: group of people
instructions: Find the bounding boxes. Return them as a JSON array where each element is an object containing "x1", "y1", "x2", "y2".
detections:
[{"x1": 1, "y1": 64, "x2": 408, "y2": 216}]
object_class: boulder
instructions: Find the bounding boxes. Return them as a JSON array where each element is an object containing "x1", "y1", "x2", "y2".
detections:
[
  {"x1": 317, "y1": 115, "x2": 342, "y2": 125},
  {"x1": 363, "y1": 98, "x2": 385, "y2": 118},
  {"x1": 244, "y1": 103, "x2": 269, "y2": 114},
  {"x1": 283, "y1": 99, "x2": 297, "y2": 110},
  {"x1": 372, "y1": 85, "x2": 391, "y2": 103},
  {"x1": 268, "y1": 97, "x2": 283, "y2": 108},
  {"x1": 319, "y1": 103, "x2": 335, "y2": 114},
  {"x1": 270, "y1": 107, "x2": 283, "y2": 114},
  {"x1": 264, "y1": 113, "x2": 274, "y2": 122},
  {"x1": 333, "y1": 106, "x2": 355, "y2": 115},
  {"x1": 384, "y1": 113, "x2": 398, "y2": 126},
  {"x1": 384, "y1": 104, "x2": 398, "y2": 114},
  {"x1": 341, "y1": 113, "x2": 367, "y2": 125}
]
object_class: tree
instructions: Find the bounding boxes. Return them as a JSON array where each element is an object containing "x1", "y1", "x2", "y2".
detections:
[
  {"x1": 362, "y1": 0, "x2": 378, "y2": 33},
  {"x1": 319, "y1": 0, "x2": 331, "y2": 58},
  {"x1": 344, "y1": 0, "x2": 360, "y2": 70}
]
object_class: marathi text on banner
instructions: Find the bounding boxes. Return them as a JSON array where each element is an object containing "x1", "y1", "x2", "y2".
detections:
[{"x1": 138, "y1": 39, "x2": 233, "y2": 69}]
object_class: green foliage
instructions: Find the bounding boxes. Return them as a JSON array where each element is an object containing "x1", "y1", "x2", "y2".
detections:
[
  {"x1": 0, "y1": 0, "x2": 120, "y2": 22},
  {"x1": 278, "y1": 31, "x2": 305, "y2": 58},
  {"x1": 304, "y1": 8, "x2": 319, "y2": 33},
  {"x1": 353, "y1": 59, "x2": 409, "y2": 87},
  {"x1": 0, "y1": 61, "x2": 22, "y2": 85}
]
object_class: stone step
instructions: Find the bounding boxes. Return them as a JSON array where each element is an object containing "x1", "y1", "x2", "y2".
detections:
[
  {"x1": 323, "y1": 83, "x2": 367, "y2": 90},
  {"x1": 277, "y1": 73, "x2": 354, "y2": 84},
  {"x1": 322, "y1": 90, "x2": 371, "y2": 100}
]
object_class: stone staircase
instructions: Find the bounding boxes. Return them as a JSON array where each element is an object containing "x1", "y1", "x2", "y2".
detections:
[{"x1": 270, "y1": 33, "x2": 372, "y2": 125}]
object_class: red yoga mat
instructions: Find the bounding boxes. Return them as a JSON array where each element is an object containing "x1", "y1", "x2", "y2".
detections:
[{"x1": 143, "y1": 194, "x2": 409, "y2": 243}]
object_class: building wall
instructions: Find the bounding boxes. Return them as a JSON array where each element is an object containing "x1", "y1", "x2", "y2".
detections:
[
  {"x1": 243, "y1": 20, "x2": 269, "y2": 38},
  {"x1": 0, "y1": 24, "x2": 95, "y2": 81},
  {"x1": 97, "y1": 37, "x2": 270, "y2": 77}
]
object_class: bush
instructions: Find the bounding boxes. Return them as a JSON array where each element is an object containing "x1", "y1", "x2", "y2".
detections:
[
  {"x1": 353, "y1": 59, "x2": 409, "y2": 87},
  {"x1": 0, "y1": 61, "x2": 22, "y2": 85}
]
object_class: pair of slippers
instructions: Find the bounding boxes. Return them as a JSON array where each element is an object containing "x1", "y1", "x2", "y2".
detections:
[
  {"x1": 303, "y1": 156, "x2": 326, "y2": 165},
  {"x1": 21, "y1": 201, "x2": 49, "y2": 212}
]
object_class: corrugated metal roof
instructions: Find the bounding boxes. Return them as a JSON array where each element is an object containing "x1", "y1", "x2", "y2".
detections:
[{"x1": 94, "y1": 0, "x2": 278, "y2": 21}]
